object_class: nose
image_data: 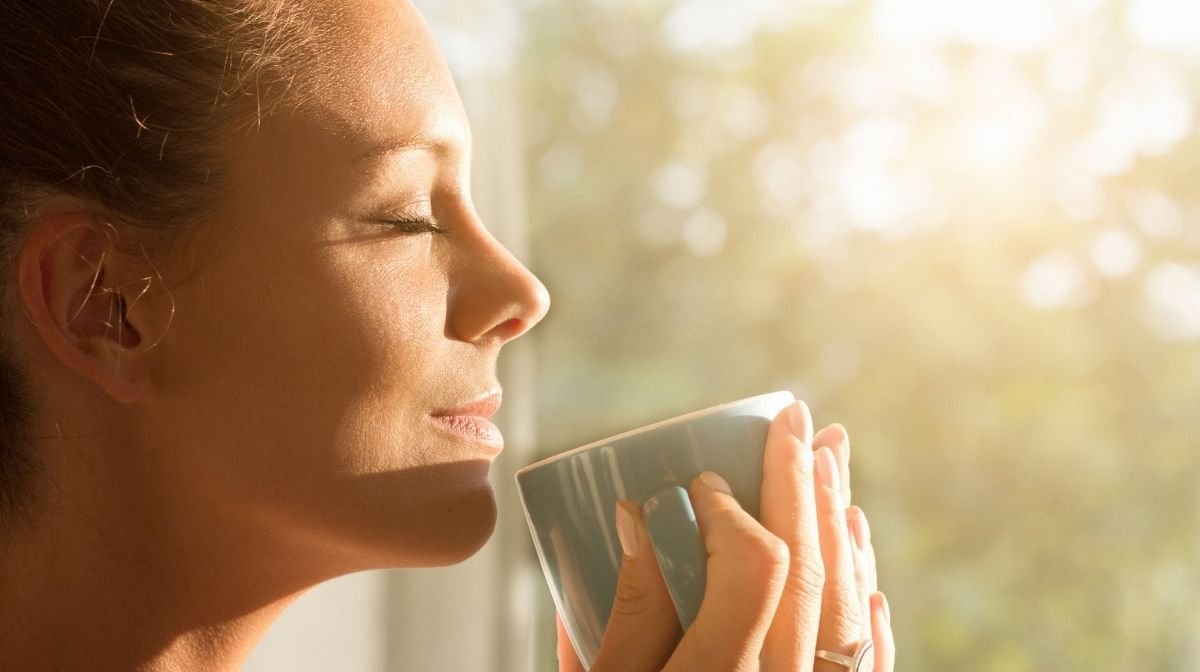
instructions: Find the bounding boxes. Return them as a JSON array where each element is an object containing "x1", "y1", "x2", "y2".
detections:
[{"x1": 445, "y1": 223, "x2": 551, "y2": 346}]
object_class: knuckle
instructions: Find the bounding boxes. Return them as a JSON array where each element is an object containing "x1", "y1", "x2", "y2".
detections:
[
  {"x1": 763, "y1": 536, "x2": 792, "y2": 576},
  {"x1": 611, "y1": 579, "x2": 655, "y2": 619},
  {"x1": 793, "y1": 557, "x2": 827, "y2": 597},
  {"x1": 822, "y1": 589, "x2": 859, "y2": 619},
  {"x1": 740, "y1": 531, "x2": 791, "y2": 580}
]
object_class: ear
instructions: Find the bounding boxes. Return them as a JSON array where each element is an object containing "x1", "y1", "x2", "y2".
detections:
[{"x1": 17, "y1": 212, "x2": 165, "y2": 404}]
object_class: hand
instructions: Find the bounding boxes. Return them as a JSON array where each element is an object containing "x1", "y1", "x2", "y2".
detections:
[
  {"x1": 557, "y1": 401, "x2": 895, "y2": 672},
  {"x1": 798, "y1": 421, "x2": 894, "y2": 672}
]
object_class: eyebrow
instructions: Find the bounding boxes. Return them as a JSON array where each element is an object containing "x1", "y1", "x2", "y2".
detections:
[{"x1": 355, "y1": 132, "x2": 462, "y2": 163}]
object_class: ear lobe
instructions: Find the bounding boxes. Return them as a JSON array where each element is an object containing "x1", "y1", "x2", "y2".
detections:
[{"x1": 17, "y1": 212, "x2": 156, "y2": 405}]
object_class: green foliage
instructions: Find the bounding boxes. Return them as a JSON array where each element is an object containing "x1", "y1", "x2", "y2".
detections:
[{"x1": 519, "y1": 1, "x2": 1200, "y2": 669}]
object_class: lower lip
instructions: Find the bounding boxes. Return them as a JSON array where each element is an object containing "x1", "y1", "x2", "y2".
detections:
[{"x1": 430, "y1": 415, "x2": 504, "y2": 452}]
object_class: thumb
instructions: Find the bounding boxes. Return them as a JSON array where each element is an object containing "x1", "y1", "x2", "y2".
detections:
[{"x1": 590, "y1": 500, "x2": 682, "y2": 672}]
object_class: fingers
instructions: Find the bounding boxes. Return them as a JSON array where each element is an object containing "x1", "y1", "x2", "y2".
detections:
[
  {"x1": 556, "y1": 615, "x2": 587, "y2": 672},
  {"x1": 812, "y1": 423, "x2": 850, "y2": 506},
  {"x1": 758, "y1": 400, "x2": 823, "y2": 669},
  {"x1": 846, "y1": 506, "x2": 872, "y2": 639},
  {"x1": 867, "y1": 520, "x2": 878, "y2": 598},
  {"x1": 812, "y1": 445, "x2": 865, "y2": 672},
  {"x1": 591, "y1": 402, "x2": 884, "y2": 672},
  {"x1": 589, "y1": 501, "x2": 680, "y2": 672},
  {"x1": 665, "y1": 471, "x2": 790, "y2": 672},
  {"x1": 870, "y1": 592, "x2": 895, "y2": 672}
]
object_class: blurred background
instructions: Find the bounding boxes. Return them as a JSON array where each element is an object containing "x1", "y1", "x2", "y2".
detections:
[{"x1": 247, "y1": 0, "x2": 1200, "y2": 670}]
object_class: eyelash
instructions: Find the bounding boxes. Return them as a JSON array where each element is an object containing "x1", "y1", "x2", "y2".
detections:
[{"x1": 381, "y1": 216, "x2": 448, "y2": 235}]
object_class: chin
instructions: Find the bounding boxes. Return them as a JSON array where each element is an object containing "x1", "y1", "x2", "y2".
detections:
[
  {"x1": 428, "y1": 486, "x2": 498, "y2": 566},
  {"x1": 352, "y1": 465, "x2": 500, "y2": 569},
  {"x1": 298, "y1": 457, "x2": 502, "y2": 571}
]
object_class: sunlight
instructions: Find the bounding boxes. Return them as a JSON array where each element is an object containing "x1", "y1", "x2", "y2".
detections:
[
  {"x1": 1144, "y1": 263, "x2": 1200, "y2": 339},
  {"x1": 959, "y1": 114, "x2": 1039, "y2": 177},
  {"x1": 1127, "y1": 190, "x2": 1187, "y2": 242},
  {"x1": 653, "y1": 162, "x2": 708, "y2": 210},
  {"x1": 753, "y1": 142, "x2": 807, "y2": 215},
  {"x1": 1020, "y1": 251, "x2": 1093, "y2": 310},
  {"x1": 682, "y1": 207, "x2": 728, "y2": 257},
  {"x1": 1127, "y1": 0, "x2": 1200, "y2": 55},
  {"x1": 872, "y1": 0, "x2": 1060, "y2": 50},
  {"x1": 1090, "y1": 229, "x2": 1144, "y2": 278},
  {"x1": 661, "y1": 0, "x2": 798, "y2": 54},
  {"x1": 1081, "y1": 63, "x2": 1194, "y2": 175},
  {"x1": 819, "y1": 117, "x2": 937, "y2": 235},
  {"x1": 515, "y1": 0, "x2": 1200, "y2": 668}
]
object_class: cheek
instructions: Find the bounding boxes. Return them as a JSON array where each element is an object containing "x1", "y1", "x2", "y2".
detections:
[
  {"x1": 158, "y1": 240, "x2": 446, "y2": 476},
  {"x1": 155, "y1": 219, "x2": 494, "y2": 564},
  {"x1": 329, "y1": 253, "x2": 450, "y2": 399}
]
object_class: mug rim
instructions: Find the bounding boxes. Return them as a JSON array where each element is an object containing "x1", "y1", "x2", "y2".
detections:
[{"x1": 515, "y1": 390, "x2": 794, "y2": 477}]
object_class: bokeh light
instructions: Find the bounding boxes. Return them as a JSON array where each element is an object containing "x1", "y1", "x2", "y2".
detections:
[{"x1": 518, "y1": 0, "x2": 1200, "y2": 668}]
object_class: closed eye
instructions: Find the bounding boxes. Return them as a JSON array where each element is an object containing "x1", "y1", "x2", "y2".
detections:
[{"x1": 380, "y1": 216, "x2": 448, "y2": 235}]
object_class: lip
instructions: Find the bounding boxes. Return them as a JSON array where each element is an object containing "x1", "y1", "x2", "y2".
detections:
[
  {"x1": 431, "y1": 391, "x2": 503, "y2": 419},
  {"x1": 430, "y1": 391, "x2": 504, "y2": 452}
]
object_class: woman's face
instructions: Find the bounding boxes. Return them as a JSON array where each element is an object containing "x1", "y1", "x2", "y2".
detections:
[{"x1": 149, "y1": 0, "x2": 549, "y2": 568}]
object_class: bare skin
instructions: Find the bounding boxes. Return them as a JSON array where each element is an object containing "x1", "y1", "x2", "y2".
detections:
[
  {"x1": 0, "y1": 1, "x2": 894, "y2": 670},
  {"x1": 1, "y1": 1, "x2": 547, "y2": 670},
  {"x1": 557, "y1": 409, "x2": 897, "y2": 672}
]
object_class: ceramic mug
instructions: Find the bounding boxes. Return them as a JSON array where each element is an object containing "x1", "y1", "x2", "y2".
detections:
[{"x1": 516, "y1": 391, "x2": 796, "y2": 669}]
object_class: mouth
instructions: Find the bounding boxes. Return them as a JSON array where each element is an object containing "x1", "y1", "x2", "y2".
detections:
[{"x1": 429, "y1": 390, "x2": 504, "y2": 452}]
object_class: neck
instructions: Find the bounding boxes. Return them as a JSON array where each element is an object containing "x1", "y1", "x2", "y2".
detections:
[{"x1": 0, "y1": 435, "x2": 342, "y2": 672}]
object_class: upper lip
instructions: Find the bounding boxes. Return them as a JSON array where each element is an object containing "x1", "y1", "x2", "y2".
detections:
[{"x1": 431, "y1": 390, "x2": 503, "y2": 418}]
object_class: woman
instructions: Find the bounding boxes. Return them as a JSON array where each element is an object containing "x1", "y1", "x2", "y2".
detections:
[{"x1": 0, "y1": 1, "x2": 894, "y2": 670}]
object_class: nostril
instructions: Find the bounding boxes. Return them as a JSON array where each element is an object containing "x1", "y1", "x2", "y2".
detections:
[{"x1": 498, "y1": 317, "x2": 525, "y2": 339}]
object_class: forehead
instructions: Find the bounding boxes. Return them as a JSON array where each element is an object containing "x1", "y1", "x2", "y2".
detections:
[{"x1": 298, "y1": 0, "x2": 469, "y2": 157}]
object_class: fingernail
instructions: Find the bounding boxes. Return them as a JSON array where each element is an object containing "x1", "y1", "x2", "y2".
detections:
[
  {"x1": 870, "y1": 592, "x2": 887, "y2": 625},
  {"x1": 615, "y1": 502, "x2": 639, "y2": 559},
  {"x1": 815, "y1": 446, "x2": 840, "y2": 492},
  {"x1": 698, "y1": 470, "x2": 733, "y2": 495},
  {"x1": 858, "y1": 509, "x2": 872, "y2": 547},
  {"x1": 785, "y1": 401, "x2": 810, "y2": 442},
  {"x1": 814, "y1": 423, "x2": 846, "y2": 450},
  {"x1": 834, "y1": 425, "x2": 849, "y2": 460}
]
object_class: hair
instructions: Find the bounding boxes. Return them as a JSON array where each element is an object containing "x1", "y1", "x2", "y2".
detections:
[{"x1": 0, "y1": 0, "x2": 320, "y2": 520}]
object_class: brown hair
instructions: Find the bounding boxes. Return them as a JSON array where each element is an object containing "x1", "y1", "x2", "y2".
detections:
[{"x1": 0, "y1": 0, "x2": 316, "y2": 518}]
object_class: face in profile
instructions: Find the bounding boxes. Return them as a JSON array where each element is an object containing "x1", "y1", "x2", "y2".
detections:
[{"x1": 147, "y1": 0, "x2": 549, "y2": 571}]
